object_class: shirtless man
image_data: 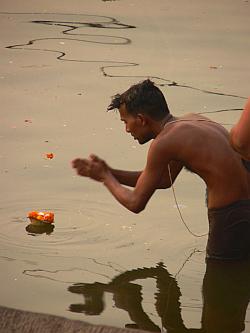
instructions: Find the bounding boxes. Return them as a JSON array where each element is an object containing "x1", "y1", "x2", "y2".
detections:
[
  {"x1": 230, "y1": 97, "x2": 250, "y2": 160},
  {"x1": 72, "y1": 79, "x2": 250, "y2": 261}
]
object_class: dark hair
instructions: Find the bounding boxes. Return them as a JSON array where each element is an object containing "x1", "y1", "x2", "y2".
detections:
[{"x1": 107, "y1": 79, "x2": 170, "y2": 120}]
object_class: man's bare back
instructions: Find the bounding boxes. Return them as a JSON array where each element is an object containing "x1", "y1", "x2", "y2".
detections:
[{"x1": 155, "y1": 113, "x2": 250, "y2": 208}]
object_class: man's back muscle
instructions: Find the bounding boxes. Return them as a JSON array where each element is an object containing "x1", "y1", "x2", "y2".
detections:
[{"x1": 156, "y1": 114, "x2": 250, "y2": 208}]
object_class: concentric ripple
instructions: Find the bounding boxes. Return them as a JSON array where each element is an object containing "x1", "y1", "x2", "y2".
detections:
[{"x1": 0, "y1": 196, "x2": 118, "y2": 256}]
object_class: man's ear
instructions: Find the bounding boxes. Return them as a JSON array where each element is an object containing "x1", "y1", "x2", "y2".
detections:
[{"x1": 137, "y1": 113, "x2": 148, "y2": 126}]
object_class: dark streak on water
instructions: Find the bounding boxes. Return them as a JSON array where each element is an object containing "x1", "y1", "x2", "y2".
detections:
[{"x1": 1, "y1": 11, "x2": 247, "y2": 118}]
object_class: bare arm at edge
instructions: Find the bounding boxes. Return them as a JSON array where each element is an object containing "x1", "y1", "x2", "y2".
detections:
[{"x1": 230, "y1": 97, "x2": 250, "y2": 160}]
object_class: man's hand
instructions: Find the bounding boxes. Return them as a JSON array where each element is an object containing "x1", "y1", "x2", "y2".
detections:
[{"x1": 72, "y1": 154, "x2": 110, "y2": 182}]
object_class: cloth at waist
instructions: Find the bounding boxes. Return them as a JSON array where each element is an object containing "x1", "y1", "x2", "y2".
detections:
[{"x1": 206, "y1": 199, "x2": 250, "y2": 261}]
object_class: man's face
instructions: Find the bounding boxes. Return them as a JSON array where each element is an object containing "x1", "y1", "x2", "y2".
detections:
[{"x1": 118, "y1": 104, "x2": 152, "y2": 144}]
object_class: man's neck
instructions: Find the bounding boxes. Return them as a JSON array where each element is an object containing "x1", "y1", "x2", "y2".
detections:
[
  {"x1": 151, "y1": 114, "x2": 176, "y2": 137},
  {"x1": 162, "y1": 114, "x2": 176, "y2": 128}
]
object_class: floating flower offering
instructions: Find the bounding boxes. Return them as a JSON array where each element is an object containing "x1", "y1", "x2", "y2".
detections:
[
  {"x1": 28, "y1": 211, "x2": 54, "y2": 224},
  {"x1": 45, "y1": 153, "x2": 54, "y2": 159}
]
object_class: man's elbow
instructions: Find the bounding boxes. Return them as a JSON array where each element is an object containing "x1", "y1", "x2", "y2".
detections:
[
  {"x1": 128, "y1": 201, "x2": 146, "y2": 214},
  {"x1": 231, "y1": 135, "x2": 250, "y2": 159},
  {"x1": 131, "y1": 206, "x2": 144, "y2": 214},
  {"x1": 230, "y1": 127, "x2": 250, "y2": 159},
  {"x1": 159, "y1": 183, "x2": 171, "y2": 189}
]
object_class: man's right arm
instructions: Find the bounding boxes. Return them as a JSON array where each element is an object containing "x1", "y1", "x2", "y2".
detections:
[
  {"x1": 110, "y1": 159, "x2": 183, "y2": 189},
  {"x1": 109, "y1": 169, "x2": 141, "y2": 187}
]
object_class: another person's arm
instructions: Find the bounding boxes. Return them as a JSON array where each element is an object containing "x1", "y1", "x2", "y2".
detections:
[{"x1": 230, "y1": 97, "x2": 250, "y2": 160}]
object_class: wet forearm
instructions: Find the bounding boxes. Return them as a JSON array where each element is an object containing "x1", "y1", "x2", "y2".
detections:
[
  {"x1": 103, "y1": 173, "x2": 145, "y2": 213},
  {"x1": 110, "y1": 168, "x2": 142, "y2": 187}
]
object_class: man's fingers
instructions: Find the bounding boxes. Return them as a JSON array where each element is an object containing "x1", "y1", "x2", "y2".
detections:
[
  {"x1": 72, "y1": 155, "x2": 107, "y2": 180},
  {"x1": 89, "y1": 154, "x2": 100, "y2": 162},
  {"x1": 72, "y1": 158, "x2": 88, "y2": 168},
  {"x1": 72, "y1": 158, "x2": 81, "y2": 168},
  {"x1": 78, "y1": 165, "x2": 91, "y2": 176},
  {"x1": 72, "y1": 159, "x2": 92, "y2": 178}
]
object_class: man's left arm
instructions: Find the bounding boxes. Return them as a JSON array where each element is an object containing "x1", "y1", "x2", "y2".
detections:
[
  {"x1": 72, "y1": 141, "x2": 178, "y2": 213},
  {"x1": 103, "y1": 142, "x2": 172, "y2": 213}
]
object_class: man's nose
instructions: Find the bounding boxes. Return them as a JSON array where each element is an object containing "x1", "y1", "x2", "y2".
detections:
[{"x1": 125, "y1": 124, "x2": 130, "y2": 133}]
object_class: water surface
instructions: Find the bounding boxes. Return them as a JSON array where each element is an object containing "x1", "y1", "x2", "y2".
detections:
[{"x1": 0, "y1": 1, "x2": 249, "y2": 331}]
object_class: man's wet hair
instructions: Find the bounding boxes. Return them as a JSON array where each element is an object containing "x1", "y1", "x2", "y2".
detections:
[{"x1": 107, "y1": 79, "x2": 170, "y2": 120}]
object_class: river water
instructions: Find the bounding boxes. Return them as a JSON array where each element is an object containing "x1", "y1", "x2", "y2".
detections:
[{"x1": 0, "y1": 0, "x2": 249, "y2": 331}]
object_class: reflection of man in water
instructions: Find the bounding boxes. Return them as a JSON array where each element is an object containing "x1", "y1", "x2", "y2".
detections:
[
  {"x1": 230, "y1": 97, "x2": 250, "y2": 160},
  {"x1": 72, "y1": 79, "x2": 250, "y2": 260},
  {"x1": 68, "y1": 261, "x2": 250, "y2": 332},
  {"x1": 202, "y1": 260, "x2": 250, "y2": 333},
  {"x1": 68, "y1": 262, "x2": 190, "y2": 332}
]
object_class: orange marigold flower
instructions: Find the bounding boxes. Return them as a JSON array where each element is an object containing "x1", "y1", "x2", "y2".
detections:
[
  {"x1": 46, "y1": 153, "x2": 54, "y2": 159},
  {"x1": 27, "y1": 211, "x2": 54, "y2": 223}
]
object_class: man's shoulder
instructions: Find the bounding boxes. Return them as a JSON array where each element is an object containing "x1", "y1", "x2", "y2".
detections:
[
  {"x1": 164, "y1": 113, "x2": 219, "y2": 132},
  {"x1": 177, "y1": 112, "x2": 211, "y2": 123},
  {"x1": 161, "y1": 113, "x2": 207, "y2": 133},
  {"x1": 157, "y1": 113, "x2": 225, "y2": 147}
]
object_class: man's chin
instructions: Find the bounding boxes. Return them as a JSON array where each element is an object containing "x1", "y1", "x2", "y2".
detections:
[{"x1": 137, "y1": 137, "x2": 151, "y2": 145}]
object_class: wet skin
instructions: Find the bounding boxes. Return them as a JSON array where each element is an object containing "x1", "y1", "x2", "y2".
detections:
[
  {"x1": 230, "y1": 97, "x2": 250, "y2": 160},
  {"x1": 72, "y1": 103, "x2": 250, "y2": 213}
]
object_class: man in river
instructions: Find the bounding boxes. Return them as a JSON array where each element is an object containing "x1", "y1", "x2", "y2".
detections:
[{"x1": 72, "y1": 79, "x2": 250, "y2": 261}]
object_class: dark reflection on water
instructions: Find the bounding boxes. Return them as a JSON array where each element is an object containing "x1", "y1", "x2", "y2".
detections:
[
  {"x1": 202, "y1": 260, "x2": 250, "y2": 333},
  {"x1": 25, "y1": 223, "x2": 55, "y2": 235},
  {"x1": 3, "y1": 12, "x2": 246, "y2": 104},
  {"x1": 68, "y1": 260, "x2": 250, "y2": 333}
]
